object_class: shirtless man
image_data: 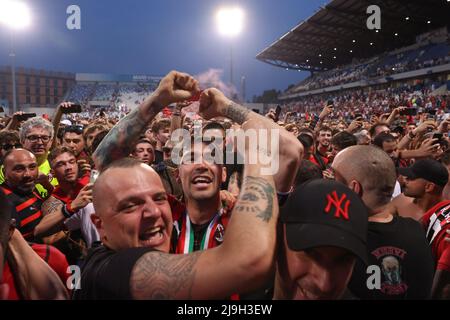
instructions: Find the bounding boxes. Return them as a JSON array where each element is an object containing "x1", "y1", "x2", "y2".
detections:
[{"x1": 391, "y1": 159, "x2": 448, "y2": 221}]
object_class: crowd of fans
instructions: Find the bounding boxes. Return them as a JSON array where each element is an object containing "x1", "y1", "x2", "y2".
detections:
[
  {"x1": 0, "y1": 69, "x2": 449, "y2": 301},
  {"x1": 278, "y1": 82, "x2": 449, "y2": 124},
  {"x1": 66, "y1": 82, "x2": 159, "y2": 109},
  {"x1": 287, "y1": 41, "x2": 450, "y2": 94}
]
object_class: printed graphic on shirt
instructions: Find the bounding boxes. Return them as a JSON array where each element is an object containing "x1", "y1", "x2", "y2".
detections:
[{"x1": 371, "y1": 246, "x2": 408, "y2": 296}]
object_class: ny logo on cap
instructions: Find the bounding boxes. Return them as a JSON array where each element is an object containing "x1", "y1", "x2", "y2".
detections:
[{"x1": 325, "y1": 191, "x2": 350, "y2": 220}]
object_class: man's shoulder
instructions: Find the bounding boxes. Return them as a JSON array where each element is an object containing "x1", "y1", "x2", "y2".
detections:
[{"x1": 423, "y1": 200, "x2": 450, "y2": 223}]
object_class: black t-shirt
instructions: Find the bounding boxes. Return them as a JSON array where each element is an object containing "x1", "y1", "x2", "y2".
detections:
[
  {"x1": 347, "y1": 216, "x2": 435, "y2": 300},
  {"x1": 72, "y1": 245, "x2": 153, "y2": 300},
  {"x1": 154, "y1": 150, "x2": 164, "y2": 165}
]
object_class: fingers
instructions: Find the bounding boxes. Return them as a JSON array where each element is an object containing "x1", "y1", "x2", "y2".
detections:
[
  {"x1": 175, "y1": 73, "x2": 200, "y2": 93},
  {"x1": 80, "y1": 183, "x2": 94, "y2": 192}
]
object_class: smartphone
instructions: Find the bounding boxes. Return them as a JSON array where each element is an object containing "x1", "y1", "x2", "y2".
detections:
[
  {"x1": 90, "y1": 169, "x2": 99, "y2": 184},
  {"x1": 354, "y1": 113, "x2": 362, "y2": 120},
  {"x1": 275, "y1": 105, "x2": 282, "y2": 115},
  {"x1": 327, "y1": 100, "x2": 334, "y2": 107},
  {"x1": 17, "y1": 113, "x2": 36, "y2": 121},
  {"x1": 61, "y1": 104, "x2": 82, "y2": 114},
  {"x1": 0, "y1": 106, "x2": 4, "y2": 113},
  {"x1": 428, "y1": 109, "x2": 437, "y2": 116},
  {"x1": 400, "y1": 108, "x2": 417, "y2": 116},
  {"x1": 433, "y1": 133, "x2": 443, "y2": 141}
]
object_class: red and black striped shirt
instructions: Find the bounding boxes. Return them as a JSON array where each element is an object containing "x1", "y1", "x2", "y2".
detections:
[{"x1": 0, "y1": 184, "x2": 44, "y2": 241}]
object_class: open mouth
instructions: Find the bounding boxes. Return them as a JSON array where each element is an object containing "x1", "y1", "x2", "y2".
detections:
[
  {"x1": 139, "y1": 226, "x2": 164, "y2": 247},
  {"x1": 191, "y1": 175, "x2": 213, "y2": 188}
]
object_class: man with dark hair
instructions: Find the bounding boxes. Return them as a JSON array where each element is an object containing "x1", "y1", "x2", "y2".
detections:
[
  {"x1": 151, "y1": 119, "x2": 171, "y2": 165},
  {"x1": 330, "y1": 131, "x2": 357, "y2": 161},
  {"x1": 315, "y1": 125, "x2": 332, "y2": 167},
  {"x1": 294, "y1": 160, "x2": 323, "y2": 187},
  {"x1": 0, "y1": 131, "x2": 21, "y2": 162},
  {"x1": 332, "y1": 146, "x2": 435, "y2": 299},
  {"x1": 369, "y1": 122, "x2": 390, "y2": 140},
  {"x1": 373, "y1": 132, "x2": 398, "y2": 161},
  {"x1": 130, "y1": 139, "x2": 155, "y2": 166},
  {"x1": 62, "y1": 125, "x2": 88, "y2": 161},
  {"x1": 83, "y1": 124, "x2": 109, "y2": 156},
  {"x1": 274, "y1": 179, "x2": 368, "y2": 300},
  {"x1": 34, "y1": 147, "x2": 97, "y2": 256}
]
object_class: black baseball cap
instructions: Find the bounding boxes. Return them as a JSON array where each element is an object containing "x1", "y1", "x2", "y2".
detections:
[
  {"x1": 280, "y1": 179, "x2": 368, "y2": 264},
  {"x1": 397, "y1": 159, "x2": 448, "y2": 187}
]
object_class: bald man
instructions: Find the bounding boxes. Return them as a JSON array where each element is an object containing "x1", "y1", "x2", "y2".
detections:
[
  {"x1": 0, "y1": 149, "x2": 44, "y2": 241},
  {"x1": 331, "y1": 145, "x2": 434, "y2": 299},
  {"x1": 75, "y1": 144, "x2": 278, "y2": 299},
  {"x1": 73, "y1": 72, "x2": 281, "y2": 299}
]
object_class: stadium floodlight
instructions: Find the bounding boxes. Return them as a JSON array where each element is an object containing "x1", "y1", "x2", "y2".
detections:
[
  {"x1": 334, "y1": 47, "x2": 337, "y2": 51},
  {"x1": 405, "y1": 17, "x2": 410, "y2": 21},
  {"x1": 370, "y1": 42, "x2": 374, "y2": 46},
  {"x1": 216, "y1": 7, "x2": 244, "y2": 37},
  {"x1": 352, "y1": 39, "x2": 356, "y2": 43},
  {"x1": 0, "y1": 0, "x2": 32, "y2": 115},
  {"x1": 0, "y1": 0, "x2": 31, "y2": 30},
  {"x1": 216, "y1": 7, "x2": 244, "y2": 88},
  {"x1": 427, "y1": 20, "x2": 431, "y2": 24}
]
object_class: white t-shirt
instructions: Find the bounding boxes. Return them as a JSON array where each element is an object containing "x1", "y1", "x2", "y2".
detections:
[
  {"x1": 64, "y1": 203, "x2": 100, "y2": 248},
  {"x1": 392, "y1": 180, "x2": 402, "y2": 199}
]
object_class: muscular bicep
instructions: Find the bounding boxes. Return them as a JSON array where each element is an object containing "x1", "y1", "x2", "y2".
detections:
[
  {"x1": 129, "y1": 249, "x2": 249, "y2": 300},
  {"x1": 42, "y1": 196, "x2": 64, "y2": 217}
]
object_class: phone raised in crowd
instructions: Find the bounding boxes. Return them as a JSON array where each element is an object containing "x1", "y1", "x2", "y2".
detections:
[
  {"x1": 61, "y1": 104, "x2": 82, "y2": 114},
  {"x1": 17, "y1": 113, "x2": 37, "y2": 121},
  {"x1": 400, "y1": 108, "x2": 417, "y2": 116},
  {"x1": 433, "y1": 133, "x2": 443, "y2": 141},
  {"x1": 275, "y1": 105, "x2": 282, "y2": 115},
  {"x1": 327, "y1": 100, "x2": 334, "y2": 107},
  {"x1": 0, "y1": 106, "x2": 4, "y2": 113},
  {"x1": 90, "y1": 170, "x2": 100, "y2": 184}
]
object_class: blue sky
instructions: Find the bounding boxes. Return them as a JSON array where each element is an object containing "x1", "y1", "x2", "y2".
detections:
[{"x1": 0, "y1": 0, "x2": 327, "y2": 100}]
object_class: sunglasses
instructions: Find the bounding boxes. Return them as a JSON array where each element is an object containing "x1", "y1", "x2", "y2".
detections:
[
  {"x1": 64, "y1": 125, "x2": 84, "y2": 134},
  {"x1": 1, "y1": 143, "x2": 22, "y2": 151}
]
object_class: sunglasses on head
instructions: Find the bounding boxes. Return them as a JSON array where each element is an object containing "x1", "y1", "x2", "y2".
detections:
[{"x1": 64, "y1": 125, "x2": 84, "y2": 134}]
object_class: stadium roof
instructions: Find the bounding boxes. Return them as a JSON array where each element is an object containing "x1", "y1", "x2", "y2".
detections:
[{"x1": 256, "y1": 0, "x2": 450, "y2": 72}]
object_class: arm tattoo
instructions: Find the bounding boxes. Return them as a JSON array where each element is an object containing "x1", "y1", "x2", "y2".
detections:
[
  {"x1": 224, "y1": 102, "x2": 250, "y2": 124},
  {"x1": 234, "y1": 176, "x2": 274, "y2": 222},
  {"x1": 93, "y1": 106, "x2": 158, "y2": 171},
  {"x1": 42, "y1": 196, "x2": 63, "y2": 217},
  {"x1": 130, "y1": 251, "x2": 200, "y2": 300}
]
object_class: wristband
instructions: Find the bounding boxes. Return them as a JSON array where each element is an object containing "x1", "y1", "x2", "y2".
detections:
[{"x1": 62, "y1": 203, "x2": 76, "y2": 218}]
